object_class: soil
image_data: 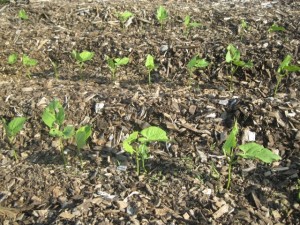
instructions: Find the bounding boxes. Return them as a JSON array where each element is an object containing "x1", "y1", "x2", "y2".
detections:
[{"x1": 0, "y1": 0, "x2": 299, "y2": 224}]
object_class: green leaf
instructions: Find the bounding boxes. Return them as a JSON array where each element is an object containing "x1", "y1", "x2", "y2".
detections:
[
  {"x1": 123, "y1": 140, "x2": 135, "y2": 154},
  {"x1": 140, "y1": 126, "x2": 168, "y2": 143},
  {"x1": 226, "y1": 44, "x2": 241, "y2": 63},
  {"x1": 139, "y1": 144, "x2": 149, "y2": 160},
  {"x1": 49, "y1": 128, "x2": 63, "y2": 137},
  {"x1": 238, "y1": 142, "x2": 281, "y2": 163},
  {"x1": 284, "y1": 65, "x2": 300, "y2": 72},
  {"x1": 125, "y1": 131, "x2": 139, "y2": 144},
  {"x1": 5, "y1": 117, "x2": 26, "y2": 138},
  {"x1": 145, "y1": 54, "x2": 155, "y2": 71},
  {"x1": 18, "y1": 9, "x2": 28, "y2": 20},
  {"x1": 62, "y1": 125, "x2": 75, "y2": 139},
  {"x1": 42, "y1": 108, "x2": 56, "y2": 128},
  {"x1": 115, "y1": 57, "x2": 129, "y2": 66},
  {"x1": 106, "y1": 56, "x2": 116, "y2": 71},
  {"x1": 222, "y1": 120, "x2": 239, "y2": 156},
  {"x1": 241, "y1": 19, "x2": 247, "y2": 29},
  {"x1": 22, "y1": 54, "x2": 38, "y2": 67},
  {"x1": 79, "y1": 51, "x2": 94, "y2": 62},
  {"x1": 75, "y1": 125, "x2": 92, "y2": 149},
  {"x1": 187, "y1": 56, "x2": 209, "y2": 71},
  {"x1": 233, "y1": 60, "x2": 253, "y2": 68},
  {"x1": 184, "y1": 15, "x2": 190, "y2": 26},
  {"x1": 189, "y1": 22, "x2": 201, "y2": 28},
  {"x1": 42, "y1": 99, "x2": 65, "y2": 128},
  {"x1": 278, "y1": 55, "x2": 292, "y2": 74},
  {"x1": 118, "y1": 11, "x2": 133, "y2": 23},
  {"x1": 71, "y1": 50, "x2": 79, "y2": 60},
  {"x1": 8, "y1": 53, "x2": 18, "y2": 65},
  {"x1": 156, "y1": 6, "x2": 168, "y2": 24},
  {"x1": 268, "y1": 23, "x2": 286, "y2": 32}
]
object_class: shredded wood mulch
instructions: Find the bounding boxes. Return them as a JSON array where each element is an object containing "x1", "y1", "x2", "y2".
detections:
[{"x1": 0, "y1": 0, "x2": 299, "y2": 224}]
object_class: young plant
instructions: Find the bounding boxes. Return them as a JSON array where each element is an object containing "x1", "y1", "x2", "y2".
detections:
[
  {"x1": 8, "y1": 53, "x2": 18, "y2": 65},
  {"x1": 75, "y1": 125, "x2": 92, "y2": 167},
  {"x1": 123, "y1": 126, "x2": 169, "y2": 175},
  {"x1": 268, "y1": 23, "x2": 286, "y2": 32},
  {"x1": 117, "y1": 11, "x2": 134, "y2": 29},
  {"x1": 42, "y1": 99, "x2": 74, "y2": 167},
  {"x1": 239, "y1": 19, "x2": 248, "y2": 40},
  {"x1": 106, "y1": 56, "x2": 129, "y2": 81},
  {"x1": 183, "y1": 15, "x2": 201, "y2": 36},
  {"x1": 2, "y1": 117, "x2": 26, "y2": 160},
  {"x1": 22, "y1": 54, "x2": 38, "y2": 78},
  {"x1": 145, "y1": 54, "x2": 156, "y2": 84},
  {"x1": 18, "y1": 9, "x2": 28, "y2": 20},
  {"x1": 156, "y1": 6, "x2": 168, "y2": 29},
  {"x1": 71, "y1": 50, "x2": 94, "y2": 79},
  {"x1": 225, "y1": 44, "x2": 253, "y2": 91},
  {"x1": 50, "y1": 59, "x2": 59, "y2": 80},
  {"x1": 187, "y1": 55, "x2": 209, "y2": 83},
  {"x1": 274, "y1": 55, "x2": 300, "y2": 96},
  {"x1": 222, "y1": 120, "x2": 281, "y2": 189}
]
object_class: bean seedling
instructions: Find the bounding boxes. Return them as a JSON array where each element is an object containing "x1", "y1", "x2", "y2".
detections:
[
  {"x1": 187, "y1": 55, "x2": 209, "y2": 84},
  {"x1": 274, "y1": 55, "x2": 300, "y2": 96},
  {"x1": 22, "y1": 54, "x2": 38, "y2": 78},
  {"x1": 8, "y1": 53, "x2": 18, "y2": 65},
  {"x1": 71, "y1": 50, "x2": 94, "y2": 79},
  {"x1": 268, "y1": 23, "x2": 286, "y2": 32},
  {"x1": 156, "y1": 6, "x2": 168, "y2": 29},
  {"x1": 18, "y1": 9, "x2": 28, "y2": 20},
  {"x1": 183, "y1": 15, "x2": 201, "y2": 36},
  {"x1": 42, "y1": 99, "x2": 75, "y2": 167},
  {"x1": 117, "y1": 11, "x2": 134, "y2": 29},
  {"x1": 123, "y1": 126, "x2": 169, "y2": 175},
  {"x1": 225, "y1": 44, "x2": 253, "y2": 91},
  {"x1": 222, "y1": 120, "x2": 281, "y2": 189},
  {"x1": 2, "y1": 117, "x2": 26, "y2": 160},
  {"x1": 145, "y1": 54, "x2": 156, "y2": 84},
  {"x1": 75, "y1": 125, "x2": 92, "y2": 168},
  {"x1": 106, "y1": 56, "x2": 129, "y2": 81}
]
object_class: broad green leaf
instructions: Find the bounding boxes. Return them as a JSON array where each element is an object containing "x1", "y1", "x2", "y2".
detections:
[
  {"x1": 238, "y1": 142, "x2": 281, "y2": 163},
  {"x1": 49, "y1": 128, "x2": 63, "y2": 137},
  {"x1": 22, "y1": 54, "x2": 38, "y2": 67},
  {"x1": 140, "y1": 126, "x2": 168, "y2": 143},
  {"x1": 48, "y1": 99, "x2": 65, "y2": 126},
  {"x1": 79, "y1": 51, "x2": 94, "y2": 62},
  {"x1": 42, "y1": 108, "x2": 56, "y2": 128},
  {"x1": 6, "y1": 117, "x2": 26, "y2": 138},
  {"x1": 115, "y1": 57, "x2": 129, "y2": 66},
  {"x1": 222, "y1": 120, "x2": 238, "y2": 156},
  {"x1": 125, "y1": 131, "x2": 139, "y2": 144},
  {"x1": 123, "y1": 140, "x2": 135, "y2": 154},
  {"x1": 268, "y1": 24, "x2": 285, "y2": 32},
  {"x1": 284, "y1": 65, "x2": 300, "y2": 72},
  {"x1": 118, "y1": 11, "x2": 133, "y2": 23},
  {"x1": 184, "y1": 15, "x2": 190, "y2": 26},
  {"x1": 75, "y1": 125, "x2": 92, "y2": 149},
  {"x1": 8, "y1": 53, "x2": 18, "y2": 65},
  {"x1": 18, "y1": 9, "x2": 28, "y2": 20},
  {"x1": 278, "y1": 55, "x2": 292, "y2": 74},
  {"x1": 62, "y1": 125, "x2": 75, "y2": 139},
  {"x1": 106, "y1": 56, "x2": 116, "y2": 71},
  {"x1": 145, "y1": 54, "x2": 155, "y2": 71},
  {"x1": 226, "y1": 44, "x2": 240, "y2": 63},
  {"x1": 233, "y1": 60, "x2": 253, "y2": 68},
  {"x1": 188, "y1": 56, "x2": 209, "y2": 71},
  {"x1": 156, "y1": 6, "x2": 168, "y2": 23},
  {"x1": 189, "y1": 22, "x2": 201, "y2": 28}
]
